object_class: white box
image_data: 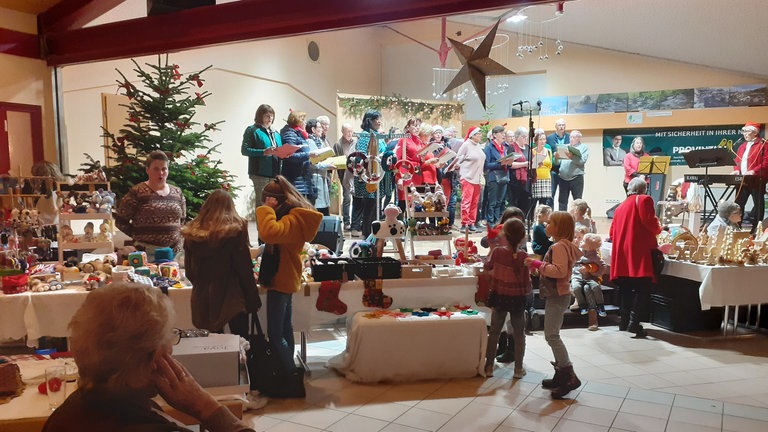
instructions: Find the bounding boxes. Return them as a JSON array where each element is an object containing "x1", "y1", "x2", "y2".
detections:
[{"x1": 172, "y1": 333, "x2": 241, "y2": 389}]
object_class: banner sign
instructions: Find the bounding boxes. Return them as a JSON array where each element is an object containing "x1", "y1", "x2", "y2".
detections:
[{"x1": 601, "y1": 124, "x2": 759, "y2": 166}]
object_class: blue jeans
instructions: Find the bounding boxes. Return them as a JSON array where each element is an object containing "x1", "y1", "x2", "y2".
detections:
[{"x1": 267, "y1": 290, "x2": 296, "y2": 373}]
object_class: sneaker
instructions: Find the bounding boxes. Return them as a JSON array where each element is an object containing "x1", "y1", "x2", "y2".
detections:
[
  {"x1": 244, "y1": 392, "x2": 268, "y2": 410},
  {"x1": 597, "y1": 305, "x2": 607, "y2": 318},
  {"x1": 343, "y1": 223, "x2": 351, "y2": 231},
  {"x1": 513, "y1": 368, "x2": 527, "y2": 379},
  {"x1": 579, "y1": 308, "x2": 588, "y2": 316},
  {"x1": 469, "y1": 225, "x2": 478, "y2": 233},
  {"x1": 459, "y1": 225, "x2": 467, "y2": 233}
]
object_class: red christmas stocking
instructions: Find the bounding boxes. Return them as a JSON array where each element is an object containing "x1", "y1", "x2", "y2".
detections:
[
  {"x1": 362, "y1": 279, "x2": 393, "y2": 309},
  {"x1": 475, "y1": 272, "x2": 491, "y2": 306},
  {"x1": 316, "y1": 280, "x2": 347, "y2": 315}
]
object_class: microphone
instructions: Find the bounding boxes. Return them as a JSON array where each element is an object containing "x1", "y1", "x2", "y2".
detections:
[
  {"x1": 536, "y1": 100, "x2": 542, "y2": 108},
  {"x1": 513, "y1": 100, "x2": 528, "y2": 108}
]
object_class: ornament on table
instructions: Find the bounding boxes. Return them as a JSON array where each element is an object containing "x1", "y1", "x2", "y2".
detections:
[
  {"x1": 372, "y1": 205, "x2": 406, "y2": 240},
  {"x1": 422, "y1": 191, "x2": 435, "y2": 212},
  {"x1": 348, "y1": 240, "x2": 373, "y2": 258},
  {"x1": 128, "y1": 251, "x2": 148, "y2": 268},
  {"x1": 81, "y1": 222, "x2": 95, "y2": 242},
  {"x1": 454, "y1": 237, "x2": 479, "y2": 265},
  {"x1": 96, "y1": 222, "x2": 112, "y2": 242},
  {"x1": 433, "y1": 185, "x2": 446, "y2": 212},
  {"x1": 59, "y1": 225, "x2": 75, "y2": 243},
  {"x1": 362, "y1": 279, "x2": 393, "y2": 309},
  {"x1": 437, "y1": 218, "x2": 451, "y2": 235},
  {"x1": 316, "y1": 280, "x2": 347, "y2": 315}
]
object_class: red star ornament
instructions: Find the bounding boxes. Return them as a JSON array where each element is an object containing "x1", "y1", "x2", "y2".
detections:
[{"x1": 442, "y1": 20, "x2": 515, "y2": 110}]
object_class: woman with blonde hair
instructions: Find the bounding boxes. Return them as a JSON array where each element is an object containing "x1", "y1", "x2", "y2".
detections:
[
  {"x1": 43, "y1": 282, "x2": 255, "y2": 431},
  {"x1": 256, "y1": 175, "x2": 322, "y2": 397},
  {"x1": 182, "y1": 188, "x2": 266, "y2": 408}
]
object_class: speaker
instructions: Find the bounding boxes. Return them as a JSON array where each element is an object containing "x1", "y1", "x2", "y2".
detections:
[
  {"x1": 311, "y1": 216, "x2": 344, "y2": 256},
  {"x1": 147, "y1": 0, "x2": 215, "y2": 16}
]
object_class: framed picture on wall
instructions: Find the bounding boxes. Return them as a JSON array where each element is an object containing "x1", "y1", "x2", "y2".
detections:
[
  {"x1": 694, "y1": 87, "x2": 729, "y2": 108},
  {"x1": 567, "y1": 94, "x2": 597, "y2": 114},
  {"x1": 597, "y1": 92, "x2": 628, "y2": 113},
  {"x1": 728, "y1": 84, "x2": 766, "y2": 107}
]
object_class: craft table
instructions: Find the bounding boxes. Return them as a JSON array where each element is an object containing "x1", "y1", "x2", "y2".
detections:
[
  {"x1": 328, "y1": 311, "x2": 487, "y2": 383},
  {"x1": 1, "y1": 276, "x2": 481, "y2": 348},
  {"x1": 0, "y1": 358, "x2": 243, "y2": 432},
  {"x1": 661, "y1": 261, "x2": 768, "y2": 334}
]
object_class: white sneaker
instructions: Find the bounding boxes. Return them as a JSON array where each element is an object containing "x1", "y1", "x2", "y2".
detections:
[
  {"x1": 513, "y1": 368, "x2": 527, "y2": 379},
  {"x1": 244, "y1": 392, "x2": 268, "y2": 410}
]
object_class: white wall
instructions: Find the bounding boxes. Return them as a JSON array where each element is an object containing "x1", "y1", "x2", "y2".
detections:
[
  {"x1": 60, "y1": 19, "x2": 763, "y2": 218},
  {"x1": 61, "y1": 28, "x2": 383, "y2": 215}
]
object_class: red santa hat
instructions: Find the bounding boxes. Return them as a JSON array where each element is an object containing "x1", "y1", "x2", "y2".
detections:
[
  {"x1": 465, "y1": 126, "x2": 482, "y2": 140},
  {"x1": 742, "y1": 122, "x2": 761, "y2": 133}
]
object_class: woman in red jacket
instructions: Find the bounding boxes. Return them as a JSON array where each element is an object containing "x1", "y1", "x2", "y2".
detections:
[
  {"x1": 732, "y1": 122, "x2": 768, "y2": 228},
  {"x1": 394, "y1": 119, "x2": 439, "y2": 211},
  {"x1": 609, "y1": 177, "x2": 662, "y2": 338}
]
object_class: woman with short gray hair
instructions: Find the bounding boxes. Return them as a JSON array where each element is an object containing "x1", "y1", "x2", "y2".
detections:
[{"x1": 706, "y1": 201, "x2": 741, "y2": 236}]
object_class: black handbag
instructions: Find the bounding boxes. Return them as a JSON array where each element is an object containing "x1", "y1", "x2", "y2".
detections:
[
  {"x1": 247, "y1": 314, "x2": 282, "y2": 394},
  {"x1": 246, "y1": 314, "x2": 306, "y2": 398},
  {"x1": 651, "y1": 248, "x2": 665, "y2": 277}
]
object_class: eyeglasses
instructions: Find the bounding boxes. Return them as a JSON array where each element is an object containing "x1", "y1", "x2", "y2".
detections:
[{"x1": 172, "y1": 328, "x2": 210, "y2": 345}]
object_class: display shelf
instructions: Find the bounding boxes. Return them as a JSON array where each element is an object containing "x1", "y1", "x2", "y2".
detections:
[
  {"x1": 410, "y1": 234, "x2": 453, "y2": 241},
  {"x1": 57, "y1": 181, "x2": 114, "y2": 262},
  {"x1": 59, "y1": 213, "x2": 112, "y2": 220},
  {"x1": 58, "y1": 241, "x2": 113, "y2": 250}
]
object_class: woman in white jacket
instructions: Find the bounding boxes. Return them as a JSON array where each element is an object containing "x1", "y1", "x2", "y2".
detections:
[{"x1": 456, "y1": 126, "x2": 486, "y2": 232}]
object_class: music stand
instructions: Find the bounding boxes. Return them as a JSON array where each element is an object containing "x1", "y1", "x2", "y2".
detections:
[
  {"x1": 637, "y1": 155, "x2": 671, "y2": 176},
  {"x1": 682, "y1": 148, "x2": 735, "y2": 223}
]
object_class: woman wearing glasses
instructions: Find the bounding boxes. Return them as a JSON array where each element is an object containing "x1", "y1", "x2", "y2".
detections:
[{"x1": 43, "y1": 282, "x2": 255, "y2": 432}]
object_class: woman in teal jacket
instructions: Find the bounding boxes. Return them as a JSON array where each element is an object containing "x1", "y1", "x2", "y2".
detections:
[{"x1": 241, "y1": 104, "x2": 283, "y2": 198}]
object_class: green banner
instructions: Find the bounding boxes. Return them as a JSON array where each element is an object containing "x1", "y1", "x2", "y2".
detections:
[{"x1": 602, "y1": 124, "x2": 761, "y2": 166}]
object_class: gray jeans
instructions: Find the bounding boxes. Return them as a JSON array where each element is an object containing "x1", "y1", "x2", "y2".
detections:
[
  {"x1": 486, "y1": 307, "x2": 526, "y2": 369},
  {"x1": 544, "y1": 293, "x2": 572, "y2": 366},
  {"x1": 251, "y1": 175, "x2": 273, "y2": 203}
]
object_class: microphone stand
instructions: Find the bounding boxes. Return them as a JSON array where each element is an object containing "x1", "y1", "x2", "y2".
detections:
[{"x1": 524, "y1": 103, "x2": 535, "y2": 238}]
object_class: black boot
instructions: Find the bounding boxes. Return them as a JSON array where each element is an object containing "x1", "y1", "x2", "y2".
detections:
[
  {"x1": 495, "y1": 331, "x2": 507, "y2": 356},
  {"x1": 550, "y1": 364, "x2": 582, "y2": 399},
  {"x1": 495, "y1": 335, "x2": 515, "y2": 363},
  {"x1": 541, "y1": 361, "x2": 565, "y2": 389}
]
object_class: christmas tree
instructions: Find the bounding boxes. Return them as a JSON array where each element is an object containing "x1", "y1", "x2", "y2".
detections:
[{"x1": 101, "y1": 54, "x2": 236, "y2": 219}]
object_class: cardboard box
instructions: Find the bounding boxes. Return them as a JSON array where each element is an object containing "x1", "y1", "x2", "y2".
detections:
[{"x1": 172, "y1": 333, "x2": 241, "y2": 389}]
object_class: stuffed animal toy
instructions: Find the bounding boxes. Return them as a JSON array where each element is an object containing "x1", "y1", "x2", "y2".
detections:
[
  {"x1": 372, "y1": 205, "x2": 406, "y2": 240},
  {"x1": 454, "y1": 237, "x2": 479, "y2": 265},
  {"x1": 433, "y1": 185, "x2": 446, "y2": 212},
  {"x1": 96, "y1": 222, "x2": 112, "y2": 242},
  {"x1": 59, "y1": 225, "x2": 75, "y2": 243},
  {"x1": 348, "y1": 240, "x2": 373, "y2": 258},
  {"x1": 422, "y1": 192, "x2": 435, "y2": 212},
  {"x1": 82, "y1": 222, "x2": 95, "y2": 242}
]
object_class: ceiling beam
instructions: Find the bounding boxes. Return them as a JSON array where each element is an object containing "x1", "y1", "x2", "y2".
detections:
[
  {"x1": 0, "y1": 28, "x2": 41, "y2": 59},
  {"x1": 42, "y1": 0, "x2": 551, "y2": 66},
  {"x1": 38, "y1": 0, "x2": 128, "y2": 34}
]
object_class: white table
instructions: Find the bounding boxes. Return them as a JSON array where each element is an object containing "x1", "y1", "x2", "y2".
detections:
[
  {"x1": 662, "y1": 260, "x2": 768, "y2": 334},
  {"x1": 1, "y1": 276, "x2": 481, "y2": 347},
  {"x1": 328, "y1": 311, "x2": 487, "y2": 383},
  {"x1": 0, "y1": 358, "x2": 243, "y2": 432}
]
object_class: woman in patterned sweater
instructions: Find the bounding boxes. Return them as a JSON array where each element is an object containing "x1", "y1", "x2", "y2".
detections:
[{"x1": 115, "y1": 150, "x2": 186, "y2": 258}]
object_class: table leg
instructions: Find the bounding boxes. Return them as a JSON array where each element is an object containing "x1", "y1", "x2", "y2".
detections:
[
  {"x1": 747, "y1": 305, "x2": 752, "y2": 327},
  {"x1": 723, "y1": 305, "x2": 729, "y2": 336},
  {"x1": 757, "y1": 305, "x2": 762, "y2": 331},
  {"x1": 733, "y1": 305, "x2": 740, "y2": 336}
]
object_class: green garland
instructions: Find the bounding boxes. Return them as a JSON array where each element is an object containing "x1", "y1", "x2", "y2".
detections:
[{"x1": 340, "y1": 94, "x2": 463, "y2": 123}]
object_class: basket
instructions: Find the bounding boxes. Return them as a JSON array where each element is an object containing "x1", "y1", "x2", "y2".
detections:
[
  {"x1": 311, "y1": 258, "x2": 356, "y2": 282},
  {"x1": 401, "y1": 260, "x2": 432, "y2": 279},
  {"x1": 353, "y1": 257, "x2": 402, "y2": 279}
]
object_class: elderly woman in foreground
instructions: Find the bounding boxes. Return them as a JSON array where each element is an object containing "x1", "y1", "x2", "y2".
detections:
[
  {"x1": 43, "y1": 283, "x2": 254, "y2": 432},
  {"x1": 609, "y1": 177, "x2": 662, "y2": 339}
]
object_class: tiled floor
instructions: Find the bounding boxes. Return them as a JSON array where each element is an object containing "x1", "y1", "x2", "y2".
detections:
[
  {"x1": 242, "y1": 324, "x2": 768, "y2": 432},
  {"x1": 241, "y1": 216, "x2": 768, "y2": 431}
]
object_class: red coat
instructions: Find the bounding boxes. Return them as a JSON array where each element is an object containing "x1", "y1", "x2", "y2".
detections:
[
  {"x1": 394, "y1": 135, "x2": 437, "y2": 200},
  {"x1": 734, "y1": 137, "x2": 768, "y2": 179},
  {"x1": 609, "y1": 194, "x2": 662, "y2": 282}
]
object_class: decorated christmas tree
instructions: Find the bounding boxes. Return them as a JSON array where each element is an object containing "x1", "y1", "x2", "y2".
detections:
[{"x1": 101, "y1": 55, "x2": 236, "y2": 219}]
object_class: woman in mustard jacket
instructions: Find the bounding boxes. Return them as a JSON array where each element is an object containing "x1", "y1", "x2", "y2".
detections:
[{"x1": 256, "y1": 176, "x2": 322, "y2": 378}]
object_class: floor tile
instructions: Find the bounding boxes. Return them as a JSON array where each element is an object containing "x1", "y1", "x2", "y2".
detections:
[
  {"x1": 723, "y1": 414, "x2": 768, "y2": 432},
  {"x1": 286, "y1": 408, "x2": 349, "y2": 430},
  {"x1": 500, "y1": 410, "x2": 561, "y2": 431},
  {"x1": 625, "y1": 388, "x2": 674, "y2": 405},
  {"x1": 570, "y1": 391, "x2": 624, "y2": 412},
  {"x1": 673, "y1": 394, "x2": 724, "y2": 413},
  {"x1": 437, "y1": 401, "x2": 514, "y2": 432},
  {"x1": 618, "y1": 399, "x2": 672, "y2": 420},
  {"x1": 392, "y1": 406, "x2": 452, "y2": 431},
  {"x1": 723, "y1": 402, "x2": 768, "y2": 421},
  {"x1": 668, "y1": 406, "x2": 722, "y2": 428},
  {"x1": 665, "y1": 420, "x2": 721, "y2": 432},
  {"x1": 552, "y1": 419, "x2": 609, "y2": 432},
  {"x1": 326, "y1": 413, "x2": 389, "y2": 432},
  {"x1": 562, "y1": 404, "x2": 617, "y2": 427},
  {"x1": 581, "y1": 381, "x2": 630, "y2": 399},
  {"x1": 353, "y1": 402, "x2": 411, "y2": 422},
  {"x1": 611, "y1": 412, "x2": 668, "y2": 432}
]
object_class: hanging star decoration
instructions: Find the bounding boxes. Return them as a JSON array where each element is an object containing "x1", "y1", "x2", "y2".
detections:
[{"x1": 442, "y1": 20, "x2": 515, "y2": 109}]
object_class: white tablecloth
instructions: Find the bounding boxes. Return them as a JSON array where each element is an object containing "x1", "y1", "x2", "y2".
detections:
[
  {"x1": 1, "y1": 276, "x2": 480, "y2": 346},
  {"x1": 662, "y1": 261, "x2": 768, "y2": 310},
  {"x1": 328, "y1": 311, "x2": 487, "y2": 383},
  {"x1": 0, "y1": 359, "x2": 75, "y2": 424}
]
